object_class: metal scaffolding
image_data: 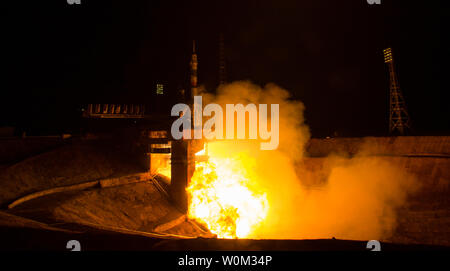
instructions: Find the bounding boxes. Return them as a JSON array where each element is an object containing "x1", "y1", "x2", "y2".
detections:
[{"x1": 218, "y1": 33, "x2": 227, "y2": 86}]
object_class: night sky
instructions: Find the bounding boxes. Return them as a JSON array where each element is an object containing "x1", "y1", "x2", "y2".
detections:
[{"x1": 2, "y1": 0, "x2": 446, "y2": 137}]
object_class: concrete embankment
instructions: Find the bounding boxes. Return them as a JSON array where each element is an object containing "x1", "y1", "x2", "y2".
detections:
[{"x1": 300, "y1": 136, "x2": 450, "y2": 246}]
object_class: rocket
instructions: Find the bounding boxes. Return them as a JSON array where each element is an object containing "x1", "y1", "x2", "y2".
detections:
[{"x1": 190, "y1": 40, "x2": 198, "y2": 99}]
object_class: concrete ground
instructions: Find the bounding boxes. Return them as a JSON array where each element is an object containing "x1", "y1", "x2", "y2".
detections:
[{"x1": 0, "y1": 136, "x2": 448, "y2": 250}]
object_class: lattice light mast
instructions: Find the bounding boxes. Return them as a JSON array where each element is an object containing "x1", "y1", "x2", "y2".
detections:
[{"x1": 383, "y1": 48, "x2": 411, "y2": 135}]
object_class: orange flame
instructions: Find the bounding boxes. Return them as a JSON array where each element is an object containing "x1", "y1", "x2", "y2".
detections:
[{"x1": 187, "y1": 150, "x2": 269, "y2": 239}]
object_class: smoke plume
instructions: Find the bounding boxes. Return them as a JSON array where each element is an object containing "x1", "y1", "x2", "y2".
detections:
[{"x1": 199, "y1": 81, "x2": 419, "y2": 241}]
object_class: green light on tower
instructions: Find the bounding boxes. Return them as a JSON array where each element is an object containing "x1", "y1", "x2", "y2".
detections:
[{"x1": 156, "y1": 83, "x2": 164, "y2": 95}]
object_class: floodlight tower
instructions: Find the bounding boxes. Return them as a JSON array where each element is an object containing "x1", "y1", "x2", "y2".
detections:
[{"x1": 383, "y1": 48, "x2": 411, "y2": 135}]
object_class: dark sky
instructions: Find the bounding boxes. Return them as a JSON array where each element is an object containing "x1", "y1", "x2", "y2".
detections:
[{"x1": 2, "y1": 0, "x2": 446, "y2": 137}]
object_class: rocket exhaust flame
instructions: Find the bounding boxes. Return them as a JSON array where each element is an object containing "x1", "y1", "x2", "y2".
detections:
[{"x1": 187, "y1": 149, "x2": 268, "y2": 239}]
